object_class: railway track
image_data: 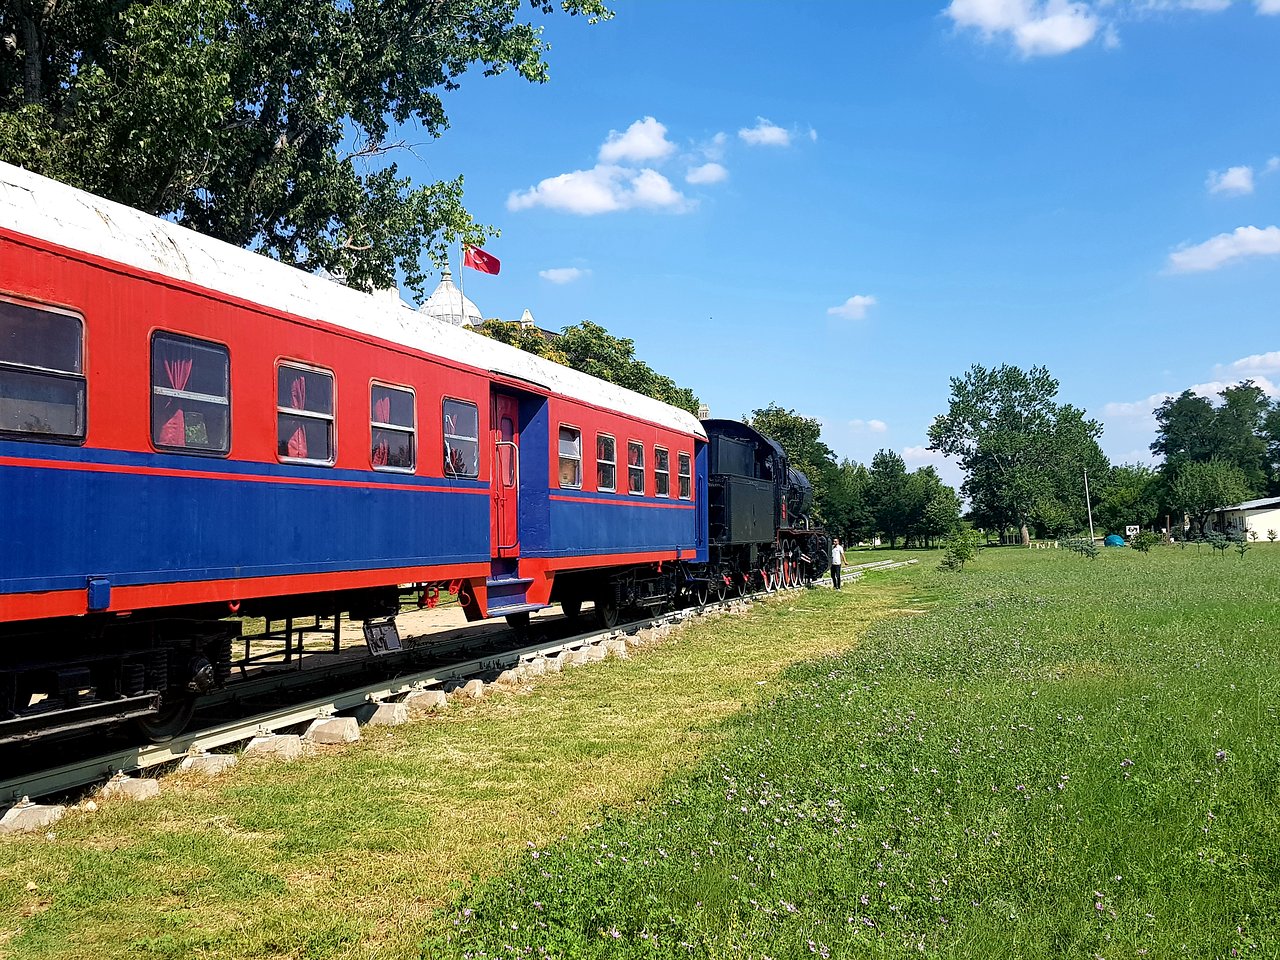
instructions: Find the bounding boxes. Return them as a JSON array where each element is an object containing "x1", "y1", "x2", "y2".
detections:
[{"x1": 1, "y1": 558, "x2": 917, "y2": 816}]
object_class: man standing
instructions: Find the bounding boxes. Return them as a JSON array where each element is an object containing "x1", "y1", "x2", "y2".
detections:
[{"x1": 831, "y1": 538, "x2": 846, "y2": 590}]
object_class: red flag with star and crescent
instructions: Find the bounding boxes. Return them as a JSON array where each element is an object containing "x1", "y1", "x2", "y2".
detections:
[{"x1": 463, "y1": 245, "x2": 501, "y2": 275}]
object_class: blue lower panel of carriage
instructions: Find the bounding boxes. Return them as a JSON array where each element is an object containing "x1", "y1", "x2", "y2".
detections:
[
  {"x1": 1, "y1": 449, "x2": 490, "y2": 594},
  {"x1": 533, "y1": 493, "x2": 700, "y2": 559}
]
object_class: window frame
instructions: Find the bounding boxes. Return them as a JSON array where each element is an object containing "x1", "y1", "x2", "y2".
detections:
[
  {"x1": 442, "y1": 396, "x2": 481, "y2": 479},
  {"x1": 654, "y1": 444, "x2": 670, "y2": 498},
  {"x1": 627, "y1": 439, "x2": 645, "y2": 496},
  {"x1": 0, "y1": 295, "x2": 86, "y2": 445},
  {"x1": 370, "y1": 380, "x2": 416, "y2": 473},
  {"x1": 149, "y1": 330, "x2": 231, "y2": 457},
  {"x1": 557, "y1": 423, "x2": 583, "y2": 489},
  {"x1": 276, "y1": 359, "x2": 336, "y2": 467},
  {"x1": 596, "y1": 432, "x2": 617, "y2": 493},
  {"x1": 678, "y1": 451, "x2": 692, "y2": 500}
]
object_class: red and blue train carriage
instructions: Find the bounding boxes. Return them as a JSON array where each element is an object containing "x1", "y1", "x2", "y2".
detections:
[{"x1": 0, "y1": 160, "x2": 707, "y2": 739}]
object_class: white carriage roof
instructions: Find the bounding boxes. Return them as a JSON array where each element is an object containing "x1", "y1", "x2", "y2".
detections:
[{"x1": 0, "y1": 161, "x2": 704, "y2": 439}]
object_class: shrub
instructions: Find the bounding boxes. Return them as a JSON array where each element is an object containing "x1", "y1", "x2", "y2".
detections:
[
  {"x1": 1131, "y1": 530, "x2": 1162, "y2": 554},
  {"x1": 938, "y1": 528, "x2": 983, "y2": 572}
]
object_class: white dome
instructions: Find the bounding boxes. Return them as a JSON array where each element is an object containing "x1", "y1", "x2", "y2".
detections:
[{"x1": 418, "y1": 265, "x2": 483, "y2": 327}]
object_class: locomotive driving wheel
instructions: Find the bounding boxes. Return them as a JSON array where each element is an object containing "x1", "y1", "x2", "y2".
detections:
[{"x1": 134, "y1": 693, "x2": 198, "y2": 743}]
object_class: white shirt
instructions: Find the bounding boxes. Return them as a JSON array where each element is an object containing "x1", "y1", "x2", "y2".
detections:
[{"x1": 831, "y1": 543, "x2": 845, "y2": 566}]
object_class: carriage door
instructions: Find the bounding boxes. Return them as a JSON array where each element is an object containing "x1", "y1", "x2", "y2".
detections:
[{"x1": 491, "y1": 392, "x2": 520, "y2": 558}]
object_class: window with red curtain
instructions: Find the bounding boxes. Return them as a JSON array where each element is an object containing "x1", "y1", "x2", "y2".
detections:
[
  {"x1": 277, "y1": 363, "x2": 334, "y2": 464},
  {"x1": 371, "y1": 383, "x2": 415, "y2": 471},
  {"x1": 150, "y1": 332, "x2": 229, "y2": 453},
  {"x1": 627, "y1": 440, "x2": 644, "y2": 495}
]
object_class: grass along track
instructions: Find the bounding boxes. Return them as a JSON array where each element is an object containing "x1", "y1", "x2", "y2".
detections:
[
  {"x1": 0, "y1": 571, "x2": 909, "y2": 959},
  {"x1": 4, "y1": 546, "x2": 1278, "y2": 958},
  {"x1": 442, "y1": 546, "x2": 1280, "y2": 959}
]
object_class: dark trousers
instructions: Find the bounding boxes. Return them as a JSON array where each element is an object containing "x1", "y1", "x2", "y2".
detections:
[{"x1": 832, "y1": 564, "x2": 842, "y2": 589}]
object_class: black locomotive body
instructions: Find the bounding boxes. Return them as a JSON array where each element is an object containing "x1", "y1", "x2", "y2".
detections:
[{"x1": 700, "y1": 419, "x2": 830, "y2": 597}]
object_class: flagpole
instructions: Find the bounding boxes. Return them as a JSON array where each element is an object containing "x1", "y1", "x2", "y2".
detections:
[{"x1": 457, "y1": 240, "x2": 466, "y2": 325}]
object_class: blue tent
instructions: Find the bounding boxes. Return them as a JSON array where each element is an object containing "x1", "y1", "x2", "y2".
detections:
[{"x1": 1104, "y1": 534, "x2": 1126, "y2": 547}]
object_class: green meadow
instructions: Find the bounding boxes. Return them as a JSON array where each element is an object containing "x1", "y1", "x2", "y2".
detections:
[{"x1": 3, "y1": 545, "x2": 1278, "y2": 959}]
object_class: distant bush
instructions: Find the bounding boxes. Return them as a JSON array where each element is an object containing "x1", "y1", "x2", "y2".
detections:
[
  {"x1": 938, "y1": 529, "x2": 983, "y2": 572},
  {"x1": 1131, "y1": 531, "x2": 1162, "y2": 554},
  {"x1": 1059, "y1": 537, "x2": 1100, "y2": 560}
]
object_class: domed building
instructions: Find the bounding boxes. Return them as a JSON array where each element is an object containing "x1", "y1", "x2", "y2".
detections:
[{"x1": 418, "y1": 264, "x2": 483, "y2": 328}]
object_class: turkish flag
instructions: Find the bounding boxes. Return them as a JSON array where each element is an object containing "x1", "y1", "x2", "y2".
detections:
[{"x1": 463, "y1": 245, "x2": 501, "y2": 275}]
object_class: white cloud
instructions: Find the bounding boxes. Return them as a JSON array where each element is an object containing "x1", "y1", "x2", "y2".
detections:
[
  {"x1": 826, "y1": 295, "x2": 878, "y2": 320},
  {"x1": 808, "y1": 127, "x2": 819, "y2": 142},
  {"x1": 1266, "y1": 156, "x2": 1280, "y2": 173},
  {"x1": 686, "y1": 162, "x2": 728, "y2": 185},
  {"x1": 1214, "y1": 350, "x2": 1280, "y2": 377},
  {"x1": 1167, "y1": 225, "x2": 1280, "y2": 272},
  {"x1": 1206, "y1": 165, "x2": 1255, "y2": 195},
  {"x1": 902, "y1": 445, "x2": 942, "y2": 465},
  {"x1": 508, "y1": 164, "x2": 690, "y2": 215},
  {"x1": 946, "y1": 0, "x2": 1100, "y2": 56},
  {"x1": 1104, "y1": 372, "x2": 1279, "y2": 422},
  {"x1": 739, "y1": 118, "x2": 791, "y2": 147},
  {"x1": 539, "y1": 267, "x2": 590, "y2": 284},
  {"x1": 851, "y1": 418, "x2": 888, "y2": 433},
  {"x1": 598, "y1": 117, "x2": 675, "y2": 164},
  {"x1": 1259, "y1": 0, "x2": 1280, "y2": 13}
]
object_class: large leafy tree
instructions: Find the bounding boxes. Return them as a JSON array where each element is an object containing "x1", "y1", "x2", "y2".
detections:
[
  {"x1": 928, "y1": 364, "x2": 1105, "y2": 545},
  {"x1": 1152, "y1": 382, "x2": 1271, "y2": 490},
  {"x1": 1169, "y1": 459, "x2": 1253, "y2": 538},
  {"x1": 868, "y1": 448, "x2": 909, "y2": 548},
  {"x1": 0, "y1": 0, "x2": 608, "y2": 294}
]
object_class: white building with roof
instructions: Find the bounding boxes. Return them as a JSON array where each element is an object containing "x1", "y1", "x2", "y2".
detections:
[{"x1": 1214, "y1": 496, "x2": 1280, "y2": 540}]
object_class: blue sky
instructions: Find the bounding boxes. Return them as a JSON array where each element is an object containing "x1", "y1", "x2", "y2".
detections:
[{"x1": 397, "y1": 1, "x2": 1280, "y2": 488}]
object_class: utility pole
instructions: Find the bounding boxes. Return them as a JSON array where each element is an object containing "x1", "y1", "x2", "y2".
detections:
[{"x1": 1083, "y1": 466, "x2": 1096, "y2": 542}]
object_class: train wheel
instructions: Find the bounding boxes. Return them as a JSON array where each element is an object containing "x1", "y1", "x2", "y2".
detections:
[
  {"x1": 735, "y1": 572, "x2": 748, "y2": 598},
  {"x1": 714, "y1": 573, "x2": 728, "y2": 603},
  {"x1": 506, "y1": 611, "x2": 531, "y2": 639},
  {"x1": 762, "y1": 563, "x2": 777, "y2": 593},
  {"x1": 561, "y1": 597, "x2": 582, "y2": 624},
  {"x1": 694, "y1": 579, "x2": 709, "y2": 607},
  {"x1": 595, "y1": 591, "x2": 621, "y2": 628},
  {"x1": 135, "y1": 694, "x2": 197, "y2": 743}
]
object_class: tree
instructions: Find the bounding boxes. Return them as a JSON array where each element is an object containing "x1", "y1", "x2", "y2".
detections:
[
  {"x1": 928, "y1": 364, "x2": 1104, "y2": 545},
  {"x1": 748, "y1": 404, "x2": 839, "y2": 520},
  {"x1": 905, "y1": 466, "x2": 961, "y2": 547},
  {"x1": 1, "y1": 0, "x2": 609, "y2": 295},
  {"x1": 1169, "y1": 459, "x2": 1252, "y2": 538},
  {"x1": 868, "y1": 449, "x2": 909, "y2": 548},
  {"x1": 825, "y1": 459, "x2": 876, "y2": 545},
  {"x1": 475, "y1": 318, "x2": 700, "y2": 415},
  {"x1": 1151, "y1": 382, "x2": 1271, "y2": 490},
  {"x1": 474, "y1": 319, "x2": 568, "y2": 364},
  {"x1": 1094, "y1": 463, "x2": 1160, "y2": 535},
  {"x1": 557, "y1": 321, "x2": 700, "y2": 415}
]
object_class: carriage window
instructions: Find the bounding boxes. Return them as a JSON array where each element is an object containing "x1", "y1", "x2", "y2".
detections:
[
  {"x1": 277, "y1": 363, "x2": 334, "y2": 464},
  {"x1": 443, "y1": 398, "x2": 480, "y2": 478},
  {"x1": 151, "y1": 333, "x2": 229, "y2": 453},
  {"x1": 627, "y1": 440, "x2": 644, "y2": 495},
  {"x1": 654, "y1": 446, "x2": 670, "y2": 498},
  {"x1": 0, "y1": 297, "x2": 85, "y2": 442},
  {"x1": 678, "y1": 451, "x2": 692, "y2": 500},
  {"x1": 596, "y1": 433, "x2": 616, "y2": 492},
  {"x1": 558, "y1": 425, "x2": 582, "y2": 488},
  {"x1": 371, "y1": 383, "x2": 415, "y2": 472}
]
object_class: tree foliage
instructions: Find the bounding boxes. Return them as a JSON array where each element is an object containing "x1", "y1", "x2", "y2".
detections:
[
  {"x1": 475, "y1": 319, "x2": 700, "y2": 416},
  {"x1": 928, "y1": 364, "x2": 1106, "y2": 543},
  {"x1": 1152, "y1": 382, "x2": 1271, "y2": 491},
  {"x1": 0, "y1": 0, "x2": 609, "y2": 294},
  {"x1": 1094, "y1": 463, "x2": 1161, "y2": 535},
  {"x1": 1169, "y1": 459, "x2": 1252, "y2": 538}
]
